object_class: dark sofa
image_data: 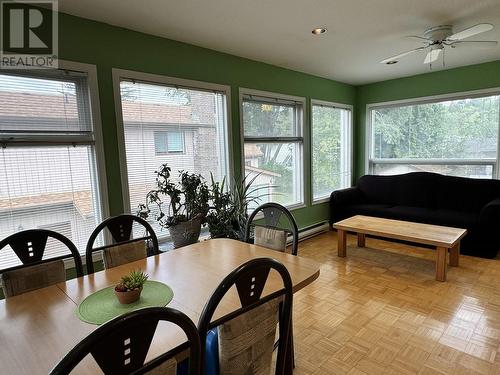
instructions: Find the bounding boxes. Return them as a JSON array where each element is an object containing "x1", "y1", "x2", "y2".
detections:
[{"x1": 330, "y1": 172, "x2": 500, "y2": 258}]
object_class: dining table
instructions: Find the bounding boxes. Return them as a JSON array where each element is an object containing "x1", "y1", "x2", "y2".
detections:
[{"x1": 0, "y1": 238, "x2": 320, "y2": 374}]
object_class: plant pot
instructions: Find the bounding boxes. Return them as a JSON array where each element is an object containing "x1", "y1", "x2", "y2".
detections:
[
  {"x1": 114, "y1": 287, "x2": 142, "y2": 304},
  {"x1": 169, "y1": 217, "x2": 202, "y2": 248}
]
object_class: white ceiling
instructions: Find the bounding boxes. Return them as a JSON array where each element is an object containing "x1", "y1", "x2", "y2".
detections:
[{"x1": 59, "y1": 0, "x2": 500, "y2": 85}]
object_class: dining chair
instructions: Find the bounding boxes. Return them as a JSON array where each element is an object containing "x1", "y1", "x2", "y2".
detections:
[
  {"x1": 245, "y1": 203, "x2": 299, "y2": 255},
  {"x1": 0, "y1": 229, "x2": 83, "y2": 298},
  {"x1": 85, "y1": 214, "x2": 160, "y2": 274},
  {"x1": 50, "y1": 307, "x2": 201, "y2": 375},
  {"x1": 198, "y1": 257, "x2": 293, "y2": 375}
]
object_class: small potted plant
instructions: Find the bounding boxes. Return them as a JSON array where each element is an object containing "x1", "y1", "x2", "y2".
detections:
[{"x1": 114, "y1": 270, "x2": 149, "y2": 304}]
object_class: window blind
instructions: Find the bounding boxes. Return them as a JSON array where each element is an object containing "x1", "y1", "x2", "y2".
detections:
[
  {"x1": 119, "y1": 79, "x2": 229, "y2": 239},
  {"x1": 0, "y1": 71, "x2": 102, "y2": 269},
  {"x1": 242, "y1": 95, "x2": 304, "y2": 208}
]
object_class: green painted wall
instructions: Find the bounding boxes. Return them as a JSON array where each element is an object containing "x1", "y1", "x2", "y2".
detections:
[
  {"x1": 354, "y1": 60, "x2": 500, "y2": 178},
  {"x1": 55, "y1": 11, "x2": 355, "y2": 230}
]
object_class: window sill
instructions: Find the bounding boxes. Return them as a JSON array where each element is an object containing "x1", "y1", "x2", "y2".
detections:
[{"x1": 312, "y1": 197, "x2": 330, "y2": 205}]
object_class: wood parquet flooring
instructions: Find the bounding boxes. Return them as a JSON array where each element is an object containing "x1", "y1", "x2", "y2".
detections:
[{"x1": 292, "y1": 231, "x2": 500, "y2": 374}]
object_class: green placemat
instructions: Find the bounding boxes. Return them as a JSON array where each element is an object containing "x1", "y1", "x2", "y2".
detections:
[{"x1": 77, "y1": 280, "x2": 174, "y2": 325}]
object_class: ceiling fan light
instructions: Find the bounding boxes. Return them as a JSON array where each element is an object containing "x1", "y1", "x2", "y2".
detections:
[{"x1": 312, "y1": 27, "x2": 327, "y2": 35}]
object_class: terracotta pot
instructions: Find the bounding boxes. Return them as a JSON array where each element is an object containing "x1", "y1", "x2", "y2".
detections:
[
  {"x1": 169, "y1": 216, "x2": 203, "y2": 248},
  {"x1": 114, "y1": 287, "x2": 143, "y2": 304}
]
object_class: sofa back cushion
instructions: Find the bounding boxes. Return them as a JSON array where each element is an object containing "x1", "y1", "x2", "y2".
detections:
[
  {"x1": 435, "y1": 174, "x2": 500, "y2": 212},
  {"x1": 357, "y1": 173, "x2": 436, "y2": 207}
]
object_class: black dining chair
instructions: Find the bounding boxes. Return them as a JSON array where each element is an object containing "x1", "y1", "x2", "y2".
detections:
[
  {"x1": 0, "y1": 229, "x2": 83, "y2": 298},
  {"x1": 85, "y1": 214, "x2": 160, "y2": 274},
  {"x1": 50, "y1": 306, "x2": 201, "y2": 375},
  {"x1": 245, "y1": 202, "x2": 299, "y2": 256},
  {"x1": 198, "y1": 257, "x2": 293, "y2": 375}
]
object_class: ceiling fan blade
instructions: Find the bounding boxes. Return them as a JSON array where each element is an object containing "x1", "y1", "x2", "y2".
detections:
[
  {"x1": 447, "y1": 40, "x2": 498, "y2": 48},
  {"x1": 380, "y1": 47, "x2": 426, "y2": 64},
  {"x1": 406, "y1": 35, "x2": 432, "y2": 44},
  {"x1": 424, "y1": 49, "x2": 441, "y2": 64},
  {"x1": 447, "y1": 23, "x2": 493, "y2": 41}
]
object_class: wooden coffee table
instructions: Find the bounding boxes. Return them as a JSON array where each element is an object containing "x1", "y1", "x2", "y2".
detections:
[{"x1": 333, "y1": 215, "x2": 467, "y2": 282}]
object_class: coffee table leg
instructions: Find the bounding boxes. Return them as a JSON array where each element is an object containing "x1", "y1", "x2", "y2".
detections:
[
  {"x1": 449, "y1": 243, "x2": 460, "y2": 267},
  {"x1": 436, "y1": 246, "x2": 447, "y2": 282},
  {"x1": 357, "y1": 233, "x2": 365, "y2": 247},
  {"x1": 338, "y1": 229, "x2": 346, "y2": 257}
]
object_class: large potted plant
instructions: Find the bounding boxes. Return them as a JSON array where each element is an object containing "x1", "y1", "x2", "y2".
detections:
[
  {"x1": 138, "y1": 163, "x2": 209, "y2": 248},
  {"x1": 205, "y1": 173, "x2": 267, "y2": 240}
]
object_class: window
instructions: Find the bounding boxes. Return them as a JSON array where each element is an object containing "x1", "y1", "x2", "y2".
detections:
[
  {"x1": 116, "y1": 72, "x2": 230, "y2": 238},
  {"x1": 241, "y1": 90, "x2": 304, "y2": 208},
  {"x1": 0, "y1": 66, "x2": 104, "y2": 269},
  {"x1": 311, "y1": 101, "x2": 352, "y2": 201},
  {"x1": 154, "y1": 131, "x2": 184, "y2": 154},
  {"x1": 368, "y1": 93, "x2": 500, "y2": 178}
]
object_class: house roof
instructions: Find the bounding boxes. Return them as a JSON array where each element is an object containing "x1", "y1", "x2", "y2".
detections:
[
  {"x1": 0, "y1": 91, "x2": 216, "y2": 126},
  {"x1": 0, "y1": 191, "x2": 94, "y2": 217}
]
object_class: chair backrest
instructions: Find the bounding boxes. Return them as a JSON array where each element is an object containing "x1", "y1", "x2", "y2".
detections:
[
  {"x1": 50, "y1": 307, "x2": 201, "y2": 375},
  {"x1": 245, "y1": 203, "x2": 299, "y2": 255},
  {"x1": 0, "y1": 229, "x2": 83, "y2": 297},
  {"x1": 198, "y1": 258, "x2": 293, "y2": 375},
  {"x1": 85, "y1": 214, "x2": 160, "y2": 274}
]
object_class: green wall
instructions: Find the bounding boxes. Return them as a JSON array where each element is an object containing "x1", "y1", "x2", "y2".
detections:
[
  {"x1": 56, "y1": 11, "x2": 355, "y2": 230},
  {"x1": 355, "y1": 60, "x2": 500, "y2": 177}
]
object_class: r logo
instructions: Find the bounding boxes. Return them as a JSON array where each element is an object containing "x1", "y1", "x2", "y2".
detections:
[{"x1": 0, "y1": 1, "x2": 58, "y2": 68}]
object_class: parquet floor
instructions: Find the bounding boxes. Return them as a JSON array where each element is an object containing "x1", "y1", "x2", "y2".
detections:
[{"x1": 292, "y1": 231, "x2": 500, "y2": 375}]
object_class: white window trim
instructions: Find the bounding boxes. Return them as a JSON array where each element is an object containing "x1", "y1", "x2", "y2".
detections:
[
  {"x1": 112, "y1": 68, "x2": 233, "y2": 214},
  {"x1": 239, "y1": 87, "x2": 307, "y2": 210},
  {"x1": 311, "y1": 99, "x2": 353, "y2": 204},
  {"x1": 365, "y1": 87, "x2": 500, "y2": 178}
]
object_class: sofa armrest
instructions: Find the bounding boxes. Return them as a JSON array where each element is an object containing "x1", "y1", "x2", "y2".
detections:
[
  {"x1": 480, "y1": 198, "x2": 500, "y2": 227},
  {"x1": 330, "y1": 186, "x2": 363, "y2": 207},
  {"x1": 329, "y1": 187, "x2": 363, "y2": 224}
]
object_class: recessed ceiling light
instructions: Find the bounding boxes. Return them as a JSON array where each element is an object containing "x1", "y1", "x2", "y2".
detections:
[
  {"x1": 386, "y1": 60, "x2": 398, "y2": 65},
  {"x1": 312, "y1": 27, "x2": 327, "y2": 35}
]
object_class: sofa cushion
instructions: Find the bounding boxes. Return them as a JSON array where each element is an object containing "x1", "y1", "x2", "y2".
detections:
[
  {"x1": 357, "y1": 173, "x2": 435, "y2": 207},
  {"x1": 394, "y1": 172, "x2": 436, "y2": 208},
  {"x1": 432, "y1": 209, "x2": 479, "y2": 230},
  {"x1": 383, "y1": 205, "x2": 436, "y2": 223},
  {"x1": 435, "y1": 174, "x2": 500, "y2": 212},
  {"x1": 345, "y1": 204, "x2": 393, "y2": 218},
  {"x1": 357, "y1": 175, "x2": 399, "y2": 205}
]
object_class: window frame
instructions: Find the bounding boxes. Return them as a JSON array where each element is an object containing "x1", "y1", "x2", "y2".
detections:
[
  {"x1": 0, "y1": 60, "x2": 109, "y2": 265},
  {"x1": 154, "y1": 130, "x2": 185, "y2": 155},
  {"x1": 311, "y1": 99, "x2": 353, "y2": 204},
  {"x1": 366, "y1": 87, "x2": 500, "y2": 178},
  {"x1": 112, "y1": 68, "x2": 233, "y2": 214},
  {"x1": 239, "y1": 88, "x2": 306, "y2": 210}
]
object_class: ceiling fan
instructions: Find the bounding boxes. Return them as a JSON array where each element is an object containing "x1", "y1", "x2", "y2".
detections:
[{"x1": 380, "y1": 23, "x2": 498, "y2": 66}]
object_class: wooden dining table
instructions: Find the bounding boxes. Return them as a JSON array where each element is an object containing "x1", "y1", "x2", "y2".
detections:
[{"x1": 0, "y1": 238, "x2": 320, "y2": 374}]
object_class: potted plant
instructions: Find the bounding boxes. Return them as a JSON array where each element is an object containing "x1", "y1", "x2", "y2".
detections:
[
  {"x1": 114, "y1": 270, "x2": 149, "y2": 304},
  {"x1": 138, "y1": 163, "x2": 210, "y2": 248},
  {"x1": 205, "y1": 172, "x2": 269, "y2": 240}
]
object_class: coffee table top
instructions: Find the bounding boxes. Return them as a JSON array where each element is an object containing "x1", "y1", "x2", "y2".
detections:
[{"x1": 333, "y1": 215, "x2": 467, "y2": 248}]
